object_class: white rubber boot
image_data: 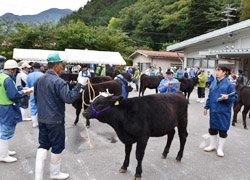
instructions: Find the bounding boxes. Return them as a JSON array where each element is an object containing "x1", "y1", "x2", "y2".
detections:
[
  {"x1": 0, "y1": 139, "x2": 17, "y2": 163},
  {"x1": 200, "y1": 98, "x2": 205, "y2": 103},
  {"x1": 35, "y1": 148, "x2": 48, "y2": 180},
  {"x1": 196, "y1": 98, "x2": 201, "y2": 102},
  {"x1": 32, "y1": 115, "x2": 38, "y2": 128},
  {"x1": 8, "y1": 150, "x2": 16, "y2": 156},
  {"x1": 217, "y1": 137, "x2": 226, "y2": 157},
  {"x1": 204, "y1": 135, "x2": 217, "y2": 152},
  {"x1": 50, "y1": 153, "x2": 69, "y2": 180},
  {"x1": 21, "y1": 108, "x2": 32, "y2": 121}
]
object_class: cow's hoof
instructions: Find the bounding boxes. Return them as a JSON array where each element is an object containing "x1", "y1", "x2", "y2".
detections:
[
  {"x1": 175, "y1": 159, "x2": 181, "y2": 163},
  {"x1": 119, "y1": 168, "x2": 127, "y2": 173},
  {"x1": 232, "y1": 123, "x2": 235, "y2": 126},
  {"x1": 161, "y1": 155, "x2": 167, "y2": 159},
  {"x1": 86, "y1": 125, "x2": 90, "y2": 128},
  {"x1": 134, "y1": 177, "x2": 142, "y2": 180},
  {"x1": 73, "y1": 123, "x2": 77, "y2": 126},
  {"x1": 244, "y1": 127, "x2": 248, "y2": 130}
]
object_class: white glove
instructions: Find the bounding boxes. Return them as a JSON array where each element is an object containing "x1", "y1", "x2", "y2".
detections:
[{"x1": 78, "y1": 77, "x2": 88, "y2": 86}]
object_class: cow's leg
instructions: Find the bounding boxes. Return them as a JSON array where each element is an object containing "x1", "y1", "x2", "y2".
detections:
[
  {"x1": 232, "y1": 103, "x2": 242, "y2": 126},
  {"x1": 74, "y1": 108, "x2": 81, "y2": 125},
  {"x1": 187, "y1": 92, "x2": 191, "y2": 104},
  {"x1": 142, "y1": 87, "x2": 146, "y2": 96},
  {"x1": 120, "y1": 144, "x2": 132, "y2": 173},
  {"x1": 134, "y1": 139, "x2": 148, "y2": 180},
  {"x1": 155, "y1": 88, "x2": 158, "y2": 94},
  {"x1": 176, "y1": 127, "x2": 188, "y2": 162},
  {"x1": 86, "y1": 118, "x2": 90, "y2": 128},
  {"x1": 242, "y1": 106, "x2": 250, "y2": 130},
  {"x1": 162, "y1": 129, "x2": 175, "y2": 159}
]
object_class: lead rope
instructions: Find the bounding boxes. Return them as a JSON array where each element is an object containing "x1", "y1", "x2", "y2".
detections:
[{"x1": 81, "y1": 78, "x2": 94, "y2": 149}]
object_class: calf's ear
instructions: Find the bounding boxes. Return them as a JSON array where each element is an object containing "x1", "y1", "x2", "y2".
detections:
[{"x1": 110, "y1": 95, "x2": 123, "y2": 106}]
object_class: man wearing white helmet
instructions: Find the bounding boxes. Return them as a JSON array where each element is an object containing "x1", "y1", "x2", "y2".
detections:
[
  {"x1": 16, "y1": 63, "x2": 32, "y2": 121},
  {"x1": 0, "y1": 60, "x2": 29, "y2": 163}
]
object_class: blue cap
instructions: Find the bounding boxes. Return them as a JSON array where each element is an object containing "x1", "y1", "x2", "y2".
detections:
[{"x1": 47, "y1": 52, "x2": 65, "y2": 63}]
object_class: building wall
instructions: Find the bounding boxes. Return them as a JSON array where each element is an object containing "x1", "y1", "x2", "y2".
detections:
[
  {"x1": 183, "y1": 28, "x2": 250, "y2": 77},
  {"x1": 132, "y1": 55, "x2": 181, "y2": 73}
]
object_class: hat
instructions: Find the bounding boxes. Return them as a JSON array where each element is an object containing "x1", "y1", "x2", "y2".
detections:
[
  {"x1": 4, "y1": 60, "x2": 18, "y2": 69},
  {"x1": 134, "y1": 63, "x2": 138, "y2": 66},
  {"x1": 200, "y1": 69, "x2": 205, "y2": 72},
  {"x1": 166, "y1": 69, "x2": 173, "y2": 74},
  {"x1": 22, "y1": 62, "x2": 31, "y2": 69},
  {"x1": 47, "y1": 52, "x2": 64, "y2": 63}
]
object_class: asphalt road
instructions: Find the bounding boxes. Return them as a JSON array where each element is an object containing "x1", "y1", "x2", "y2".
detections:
[{"x1": 1, "y1": 87, "x2": 250, "y2": 180}]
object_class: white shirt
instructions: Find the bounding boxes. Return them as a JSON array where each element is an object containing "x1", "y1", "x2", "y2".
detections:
[{"x1": 16, "y1": 70, "x2": 28, "y2": 86}]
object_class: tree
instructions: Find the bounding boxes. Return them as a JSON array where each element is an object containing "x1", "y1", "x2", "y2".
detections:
[{"x1": 240, "y1": 0, "x2": 250, "y2": 21}]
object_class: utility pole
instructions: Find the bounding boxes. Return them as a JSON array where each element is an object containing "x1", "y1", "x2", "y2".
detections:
[{"x1": 222, "y1": 4, "x2": 237, "y2": 26}]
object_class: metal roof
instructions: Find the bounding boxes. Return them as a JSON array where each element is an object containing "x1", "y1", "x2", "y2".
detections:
[
  {"x1": 129, "y1": 50, "x2": 184, "y2": 59},
  {"x1": 167, "y1": 19, "x2": 250, "y2": 51}
]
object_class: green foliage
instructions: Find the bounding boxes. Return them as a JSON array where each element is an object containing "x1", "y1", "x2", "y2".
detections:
[
  {"x1": 240, "y1": 0, "x2": 250, "y2": 21},
  {"x1": 59, "y1": 0, "x2": 138, "y2": 26}
]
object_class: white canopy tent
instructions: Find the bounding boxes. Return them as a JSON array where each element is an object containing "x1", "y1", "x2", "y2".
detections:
[
  {"x1": 13, "y1": 48, "x2": 66, "y2": 63},
  {"x1": 65, "y1": 48, "x2": 126, "y2": 65}
]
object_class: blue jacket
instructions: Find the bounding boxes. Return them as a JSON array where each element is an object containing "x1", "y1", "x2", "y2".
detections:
[
  {"x1": 34, "y1": 71, "x2": 83, "y2": 124},
  {"x1": 0, "y1": 72, "x2": 24, "y2": 126},
  {"x1": 158, "y1": 77, "x2": 180, "y2": 93},
  {"x1": 177, "y1": 69, "x2": 184, "y2": 78},
  {"x1": 189, "y1": 70, "x2": 196, "y2": 78},
  {"x1": 204, "y1": 78, "x2": 238, "y2": 130},
  {"x1": 26, "y1": 69, "x2": 44, "y2": 116},
  {"x1": 116, "y1": 74, "x2": 129, "y2": 98}
]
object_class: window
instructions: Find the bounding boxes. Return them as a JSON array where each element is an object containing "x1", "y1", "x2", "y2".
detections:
[
  {"x1": 208, "y1": 59, "x2": 216, "y2": 68},
  {"x1": 202, "y1": 59, "x2": 208, "y2": 68},
  {"x1": 187, "y1": 58, "x2": 194, "y2": 67},
  {"x1": 193, "y1": 59, "x2": 200, "y2": 67}
]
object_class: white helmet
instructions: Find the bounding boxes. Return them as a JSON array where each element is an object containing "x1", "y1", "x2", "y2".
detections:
[{"x1": 4, "y1": 60, "x2": 18, "y2": 69}]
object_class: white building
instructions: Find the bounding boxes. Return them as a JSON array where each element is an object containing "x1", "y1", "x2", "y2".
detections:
[
  {"x1": 167, "y1": 19, "x2": 250, "y2": 78},
  {"x1": 129, "y1": 50, "x2": 183, "y2": 73}
]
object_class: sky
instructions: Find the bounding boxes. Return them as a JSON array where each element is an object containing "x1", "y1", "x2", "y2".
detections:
[{"x1": 0, "y1": 0, "x2": 88, "y2": 16}]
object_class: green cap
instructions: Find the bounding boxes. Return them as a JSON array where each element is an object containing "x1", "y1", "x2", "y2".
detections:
[{"x1": 47, "y1": 52, "x2": 65, "y2": 63}]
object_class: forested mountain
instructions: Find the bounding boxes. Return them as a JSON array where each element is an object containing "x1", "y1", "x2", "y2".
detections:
[
  {"x1": 0, "y1": 8, "x2": 72, "y2": 24},
  {"x1": 59, "y1": 0, "x2": 244, "y2": 50}
]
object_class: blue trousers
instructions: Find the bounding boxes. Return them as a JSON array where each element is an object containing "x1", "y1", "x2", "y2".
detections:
[
  {"x1": 38, "y1": 122, "x2": 65, "y2": 154},
  {"x1": 0, "y1": 123, "x2": 16, "y2": 140}
]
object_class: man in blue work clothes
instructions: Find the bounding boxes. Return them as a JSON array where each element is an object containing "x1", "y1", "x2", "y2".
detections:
[
  {"x1": 0, "y1": 60, "x2": 28, "y2": 163},
  {"x1": 34, "y1": 52, "x2": 87, "y2": 180},
  {"x1": 26, "y1": 62, "x2": 43, "y2": 128},
  {"x1": 158, "y1": 69, "x2": 180, "y2": 93},
  {"x1": 77, "y1": 64, "x2": 91, "y2": 81},
  {"x1": 189, "y1": 66, "x2": 196, "y2": 78},
  {"x1": 204, "y1": 65, "x2": 237, "y2": 157}
]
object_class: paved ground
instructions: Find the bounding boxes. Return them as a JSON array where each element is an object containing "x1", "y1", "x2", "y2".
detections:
[{"x1": 1, "y1": 87, "x2": 250, "y2": 180}]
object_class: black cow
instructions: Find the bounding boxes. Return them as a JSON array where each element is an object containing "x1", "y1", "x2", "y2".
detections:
[
  {"x1": 72, "y1": 80, "x2": 122, "y2": 126},
  {"x1": 83, "y1": 91, "x2": 188, "y2": 180},
  {"x1": 232, "y1": 84, "x2": 250, "y2": 129},
  {"x1": 59, "y1": 73, "x2": 112, "y2": 84},
  {"x1": 177, "y1": 77, "x2": 199, "y2": 103},
  {"x1": 139, "y1": 74, "x2": 164, "y2": 96}
]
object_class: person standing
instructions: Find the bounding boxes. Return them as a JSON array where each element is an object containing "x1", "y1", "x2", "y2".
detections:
[
  {"x1": 16, "y1": 63, "x2": 32, "y2": 121},
  {"x1": 101, "y1": 64, "x2": 106, "y2": 76},
  {"x1": 0, "y1": 60, "x2": 28, "y2": 163},
  {"x1": 204, "y1": 65, "x2": 238, "y2": 157},
  {"x1": 150, "y1": 66, "x2": 155, "y2": 76},
  {"x1": 183, "y1": 68, "x2": 189, "y2": 78},
  {"x1": 34, "y1": 52, "x2": 87, "y2": 180},
  {"x1": 132, "y1": 64, "x2": 140, "y2": 92},
  {"x1": 26, "y1": 63, "x2": 44, "y2": 128},
  {"x1": 236, "y1": 70, "x2": 244, "y2": 85},
  {"x1": 196, "y1": 67, "x2": 201, "y2": 76},
  {"x1": 173, "y1": 67, "x2": 178, "y2": 78},
  {"x1": 158, "y1": 69, "x2": 180, "y2": 93},
  {"x1": 77, "y1": 64, "x2": 91, "y2": 80},
  {"x1": 197, "y1": 69, "x2": 207, "y2": 103},
  {"x1": 155, "y1": 67, "x2": 163, "y2": 76},
  {"x1": 189, "y1": 66, "x2": 196, "y2": 78},
  {"x1": 177, "y1": 66, "x2": 184, "y2": 78}
]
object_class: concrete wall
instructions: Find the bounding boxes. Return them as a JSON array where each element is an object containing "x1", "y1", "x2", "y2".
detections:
[{"x1": 132, "y1": 54, "x2": 181, "y2": 73}]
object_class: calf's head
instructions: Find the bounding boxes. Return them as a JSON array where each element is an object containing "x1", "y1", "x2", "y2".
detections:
[{"x1": 83, "y1": 92, "x2": 123, "y2": 120}]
